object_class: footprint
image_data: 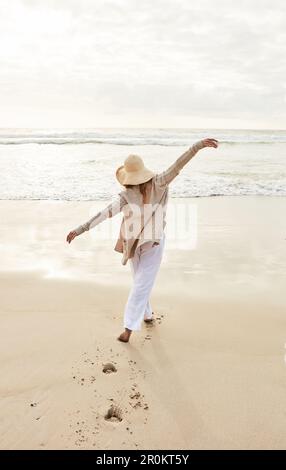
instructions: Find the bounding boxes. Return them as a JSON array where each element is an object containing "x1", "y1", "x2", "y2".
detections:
[
  {"x1": 102, "y1": 363, "x2": 117, "y2": 374},
  {"x1": 105, "y1": 405, "x2": 123, "y2": 422},
  {"x1": 155, "y1": 314, "x2": 164, "y2": 324}
]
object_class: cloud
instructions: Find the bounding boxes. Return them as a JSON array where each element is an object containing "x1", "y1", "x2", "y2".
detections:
[{"x1": 0, "y1": 0, "x2": 285, "y2": 128}]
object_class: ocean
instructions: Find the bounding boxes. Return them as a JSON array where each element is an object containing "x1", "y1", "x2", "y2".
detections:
[{"x1": 1, "y1": 128, "x2": 285, "y2": 200}]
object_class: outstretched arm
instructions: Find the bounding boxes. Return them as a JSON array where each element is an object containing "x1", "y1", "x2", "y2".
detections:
[
  {"x1": 155, "y1": 138, "x2": 218, "y2": 187},
  {"x1": 66, "y1": 195, "x2": 126, "y2": 244}
]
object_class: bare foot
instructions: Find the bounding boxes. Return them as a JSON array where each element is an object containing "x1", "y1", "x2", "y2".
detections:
[
  {"x1": 117, "y1": 328, "x2": 132, "y2": 343},
  {"x1": 144, "y1": 312, "x2": 154, "y2": 323}
]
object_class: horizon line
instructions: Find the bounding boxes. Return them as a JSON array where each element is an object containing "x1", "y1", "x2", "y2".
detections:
[{"x1": 0, "y1": 126, "x2": 286, "y2": 132}]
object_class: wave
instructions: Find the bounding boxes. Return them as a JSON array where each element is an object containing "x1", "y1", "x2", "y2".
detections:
[
  {"x1": 0, "y1": 128, "x2": 286, "y2": 146},
  {"x1": 1, "y1": 180, "x2": 286, "y2": 200},
  {"x1": 1, "y1": 137, "x2": 286, "y2": 146},
  {"x1": 1, "y1": 191, "x2": 285, "y2": 200}
]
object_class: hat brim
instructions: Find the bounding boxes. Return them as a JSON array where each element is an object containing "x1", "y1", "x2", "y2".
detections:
[{"x1": 116, "y1": 166, "x2": 155, "y2": 186}]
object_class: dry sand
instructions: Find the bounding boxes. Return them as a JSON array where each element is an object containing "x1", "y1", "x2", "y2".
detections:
[{"x1": 0, "y1": 196, "x2": 286, "y2": 450}]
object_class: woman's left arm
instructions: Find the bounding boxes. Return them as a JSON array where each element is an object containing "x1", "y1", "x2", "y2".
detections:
[{"x1": 66, "y1": 195, "x2": 126, "y2": 244}]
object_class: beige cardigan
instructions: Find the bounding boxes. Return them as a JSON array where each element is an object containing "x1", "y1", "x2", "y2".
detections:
[{"x1": 74, "y1": 141, "x2": 204, "y2": 265}]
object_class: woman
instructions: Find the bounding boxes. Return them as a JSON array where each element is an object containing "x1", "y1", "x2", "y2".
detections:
[{"x1": 66, "y1": 138, "x2": 218, "y2": 342}]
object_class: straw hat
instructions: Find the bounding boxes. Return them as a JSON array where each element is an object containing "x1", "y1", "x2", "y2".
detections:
[{"x1": 116, "y1": 154, "x2": 155, "y2": 186}]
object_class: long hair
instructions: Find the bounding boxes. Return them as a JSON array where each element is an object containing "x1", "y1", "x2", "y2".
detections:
[{"x1": 124, "y1": 179, "x2": 152, "y2": 204}]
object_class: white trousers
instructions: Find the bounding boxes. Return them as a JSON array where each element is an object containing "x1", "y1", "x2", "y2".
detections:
[{"x1": 123, "y1": 234, "x2": 165, "y2": 331}]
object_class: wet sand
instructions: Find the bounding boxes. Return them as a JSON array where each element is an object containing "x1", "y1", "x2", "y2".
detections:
[{"x1": 0, "y1": 197, "x2": 286, "y2": 449}]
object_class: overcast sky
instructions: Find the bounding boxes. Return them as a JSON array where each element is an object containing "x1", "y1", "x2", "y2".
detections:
[{"x1": 0, "y1": 0, "x2": 285, "y2": 129}]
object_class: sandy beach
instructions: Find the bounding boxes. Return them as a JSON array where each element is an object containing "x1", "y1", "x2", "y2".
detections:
[{"x1": 1, "y1": 196, "x2": 286, "y2": 450}]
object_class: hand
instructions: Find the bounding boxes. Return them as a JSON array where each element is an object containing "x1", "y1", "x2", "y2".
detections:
[
  {"x1": 66, "y1": 231, "x2": 78, "y2": 244},
  {"x1": 200, "y1": 138, "x2": 219, "y2": 149}
]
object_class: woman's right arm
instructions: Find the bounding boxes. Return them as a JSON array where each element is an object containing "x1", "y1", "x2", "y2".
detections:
[{"x1": 155, "y1": 138, "x2": 218, "y2": 187}]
